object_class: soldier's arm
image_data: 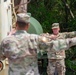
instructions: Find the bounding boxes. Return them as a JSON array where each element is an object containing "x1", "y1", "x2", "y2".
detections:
[
  {"x1": 39, "y1": 36, "x2": 76, "y2": 51},
  {"x1": 68, "y1": 37, "x2": 76, "y2": 47},
  {"x1": 63, "y1": 31, "x2": 76, "y2": 38},
  {"x1": 37, "y1": 35, "x2": 70, "y2": 52},
  {"x1": 31, "y1": 34, "x2": 69, "y2": 52},
  {"x1": 38, "y1": 35, "x2": 52, "y2": 51},
  {"x1": 49, "y1": 37, "x2": 76, "y2": 51}
]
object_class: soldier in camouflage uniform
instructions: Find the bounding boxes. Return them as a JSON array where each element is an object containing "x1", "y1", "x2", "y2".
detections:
[
  {"x1": 47, "y1": 23, "x2": 76, "y2": 75},
  {"x1": 0, "y1": 13, "x2": 48, "y2": 75}
]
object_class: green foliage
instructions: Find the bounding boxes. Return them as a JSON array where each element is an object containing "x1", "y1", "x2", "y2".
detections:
[
  {"x1": 65, "y1": 47, "x2": 76, "y2": 75},
  {"x1": 65, "y1": 59, "x2": 76, "y2": 75},
  {"x1": 28, "y1": 0, "x2": 76, "y2": 75}
]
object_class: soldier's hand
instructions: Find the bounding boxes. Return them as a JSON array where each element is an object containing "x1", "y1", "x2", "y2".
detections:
[
  {"x1": 8, "y1": 28, "x2": 16, "y2": 36},
  {"x1": 50, "y1": 35, "x2": 57, "y2": 40},
  {"x1": 25, "y1": 51, "x2": 32, "y2": 56}
]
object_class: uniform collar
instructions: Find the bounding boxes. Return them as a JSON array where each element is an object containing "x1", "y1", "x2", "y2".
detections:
[{"x1": 16, "y1": 30, "x2": 28, "y2": 34}]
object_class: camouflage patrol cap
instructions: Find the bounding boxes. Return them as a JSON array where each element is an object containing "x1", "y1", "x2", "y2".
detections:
[
  {"x1": 52, "y1": 23, "x2": 59, "y2": 29},
  {"x1": 17, "y1": 13, "x2": 30, "y2": 23}
]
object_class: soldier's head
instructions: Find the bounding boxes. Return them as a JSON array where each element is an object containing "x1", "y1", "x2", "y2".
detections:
[
  {"x1": 16, "y1": 13, "x2": 30, "y2": 31},
  {"x1": 52, "y1": 23, "x2": 60, "y2": 35}
]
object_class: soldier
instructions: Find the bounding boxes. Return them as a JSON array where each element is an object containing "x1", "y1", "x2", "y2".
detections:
[
  {"x1": 47, "y1": 23, "x2": 76, "y2": 75},
  {"x1": 0, "y1": 13, "x2": 48, "y2": 75}
]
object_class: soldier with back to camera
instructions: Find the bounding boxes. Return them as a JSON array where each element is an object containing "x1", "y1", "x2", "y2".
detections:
[{"x1": 0, "y1": 13, "x2": 49, "y2": 75}]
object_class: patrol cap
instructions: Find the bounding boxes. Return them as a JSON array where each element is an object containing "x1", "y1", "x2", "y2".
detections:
[
  {"x1": 17, "y1": 13, "x2": 30, "y2": 23},
  {"x1": 52, "y1": 23, "x2": 59, "y2": 29}
]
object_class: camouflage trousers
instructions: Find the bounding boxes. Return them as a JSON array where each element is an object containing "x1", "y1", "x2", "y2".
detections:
[{"x1": 47, "y1": 59, "x2": 66, "y2": 75}]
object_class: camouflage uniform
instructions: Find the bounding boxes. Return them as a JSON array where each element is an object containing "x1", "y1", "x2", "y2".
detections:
[
  {"x1": 0, "y1": 30, "x2": 41, "y2": 75},
  {"x1": 0, "y1": 13, "x2": 43, "y2": 75},
  {"x1": 47, "y1": 23, "x2": 76, "y2": 75},
  {"x1": 0, "y1": 29, "x2": 54, "y2": 75}
]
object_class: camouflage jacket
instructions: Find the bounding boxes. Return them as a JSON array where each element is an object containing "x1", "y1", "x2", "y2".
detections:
[
  {"x1": 42, "y1": 31, "x2": 76, "y2": 59},
  {"x1": 0, "y1": 30, "x2": 45, "y2": 75}
]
